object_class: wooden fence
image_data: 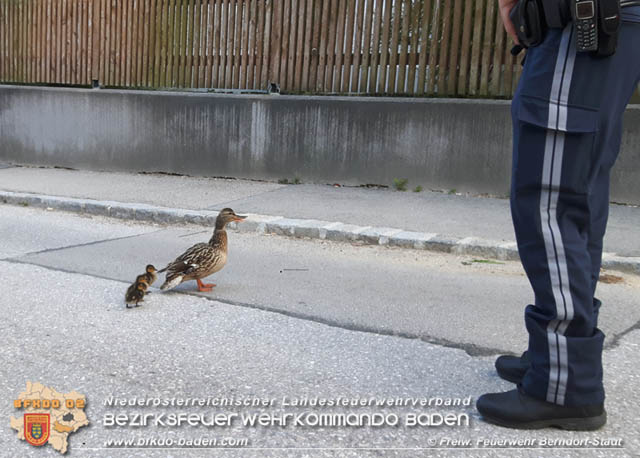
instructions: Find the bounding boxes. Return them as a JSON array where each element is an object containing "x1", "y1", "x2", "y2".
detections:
[{"x1": 0, "y1": 0, "x2": 524, "y2": 97}]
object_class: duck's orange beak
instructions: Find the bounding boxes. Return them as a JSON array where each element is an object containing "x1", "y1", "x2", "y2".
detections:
[{"x1": 233, "y1": 215, "x2": 247, "y2": 222}]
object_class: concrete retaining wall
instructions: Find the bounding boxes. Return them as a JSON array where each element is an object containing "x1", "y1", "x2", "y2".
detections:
[{"x1": 1, "y1": 85, "x2": 639, "y2": 204}]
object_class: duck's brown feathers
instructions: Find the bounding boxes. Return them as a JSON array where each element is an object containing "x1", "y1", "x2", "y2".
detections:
[{"x1": 160, "y1": 230, "x2": 228, "y2": 289}]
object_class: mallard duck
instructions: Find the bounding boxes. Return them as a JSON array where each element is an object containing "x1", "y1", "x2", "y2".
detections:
[
  {"x1": 159, "y1": 208, "x2": 246, "y2": 292},
  {"x1": 125, "y1": 282, "x2": 147, "y2": 308}
]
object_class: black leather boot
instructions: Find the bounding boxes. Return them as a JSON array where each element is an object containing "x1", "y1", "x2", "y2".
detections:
[
  {"x1": 495, "y1": 351, "x2": 530, "y2": 383},
  {"x1": 476, "y1": 387, "x2": 606, "y2": 430}
]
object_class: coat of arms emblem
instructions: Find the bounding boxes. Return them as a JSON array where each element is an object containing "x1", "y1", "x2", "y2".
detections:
[{"x1": 24, "y1": 413, "x2": 50, "y2": 446}]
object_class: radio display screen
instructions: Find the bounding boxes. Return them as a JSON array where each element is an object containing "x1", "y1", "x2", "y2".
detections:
[{"x1": 576, "y1": 1, "x2": 595, "y2": 19}]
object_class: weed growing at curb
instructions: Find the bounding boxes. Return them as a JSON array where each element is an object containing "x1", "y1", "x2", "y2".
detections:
[
  {"x1": 413, "y1": 186, "x2": 423, "y2": 193},
  {"x1": 393, "y1": 178, "x2": 409, "y2": 192}
]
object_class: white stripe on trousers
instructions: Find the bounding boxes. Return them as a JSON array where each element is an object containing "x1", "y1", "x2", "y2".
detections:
[{"x1": 540, "y1": 25, "x2": 577, "y2": 406}]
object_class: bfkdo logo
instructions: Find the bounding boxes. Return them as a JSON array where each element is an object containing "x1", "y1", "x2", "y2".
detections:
[
  {"x1": 10, "y1": 382, "x2": 89, "y2": 454},
  {"x1": 24, "y1": 413, "x2": 50, "y2": 446}
]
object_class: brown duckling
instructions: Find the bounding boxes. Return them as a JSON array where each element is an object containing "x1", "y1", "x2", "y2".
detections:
[
  {"x1": 125, "y1": 282, "x2": 147, "y2": 308},
  {"x1": 159, "y1": 208, "x2": 246, "y2": 292},
  {"x1": 144, "y1": 264, "x2": 158, "y2": 285}
]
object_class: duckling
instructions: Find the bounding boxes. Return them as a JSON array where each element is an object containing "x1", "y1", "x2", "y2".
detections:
[
  {"x1": 125, "y1": 282, "x2": 147, "y2": 308},
  {"x1": 135, "y1": 274, "x2": 150, "y2": 290},
  {"x1": 159, "y1": 208, "x2": 246, "y2": 292},
  {"x1": 144, "y1": 264, "x2": 158, "y2": 285}
]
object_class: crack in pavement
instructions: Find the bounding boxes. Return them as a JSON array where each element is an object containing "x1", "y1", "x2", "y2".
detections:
[
  {"x1": 5, "y1": 256, "x2": 638, "y2": 359},
  {"x1": 2, "y1": 258, "x2": 509, "y2": 358},
  {"x1": 0, "y1": 228, "x2": 168, "y2": 262}
]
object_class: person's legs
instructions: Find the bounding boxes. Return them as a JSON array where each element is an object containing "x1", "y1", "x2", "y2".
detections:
[{"x1": 479, "y1": 22, "x2": 640, "y2": 427}]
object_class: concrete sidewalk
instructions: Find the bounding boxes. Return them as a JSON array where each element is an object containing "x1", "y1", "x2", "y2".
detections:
[{"x1": 1, "y1": 165, "x2": 639, "y2": 272}]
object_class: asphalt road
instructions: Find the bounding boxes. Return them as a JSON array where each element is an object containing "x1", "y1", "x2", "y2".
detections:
[{"x1": 1, "y1": 205, "x2": 638, "y2": 457}]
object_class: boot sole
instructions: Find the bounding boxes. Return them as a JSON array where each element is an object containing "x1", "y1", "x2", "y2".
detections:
[{"x1": 480, "y1": 410, "x2": 607, "y2": 431}]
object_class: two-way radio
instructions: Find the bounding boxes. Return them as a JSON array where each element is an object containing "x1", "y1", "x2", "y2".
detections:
[{"x1": 572, "y1": 1, "x2": 599, "y2": 52}]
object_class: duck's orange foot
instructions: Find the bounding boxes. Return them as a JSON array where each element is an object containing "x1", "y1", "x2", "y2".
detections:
[{"x1": 196, "y1": 279, "x2": 216, "y2": 292}]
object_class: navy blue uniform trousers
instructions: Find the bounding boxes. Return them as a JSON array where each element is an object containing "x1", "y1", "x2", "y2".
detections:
[{"x1": 511, "y1": 21, "x2": 640, "y2": 407}]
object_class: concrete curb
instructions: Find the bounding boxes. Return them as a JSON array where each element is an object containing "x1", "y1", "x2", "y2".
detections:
[{"x1": 2, "y1": 190, "x2": 639, "y2": 275}]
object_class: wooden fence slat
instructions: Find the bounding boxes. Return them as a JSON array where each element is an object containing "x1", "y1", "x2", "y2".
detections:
[
  {"x1": 123, "y1": 0, "x2": 132, "y2": 85},
  {"x1": 173, "y1": 0, "x2": 183, "y2": 86},
  {"x1": 349, "y1": 0, "x2": 365, "y2": 92},
  {"x1": 104, "y1": 0, "x2": 111, "y2": 85},
  {"x1": 204, "y1": 0, "x2": 213, "y2": 87},
  {"x1": 268, "y1": 0, "x2": 282, "y2": 85},
  {"x1": 76, "y1": 0, "x2": 82, "y2": 84},
  {"x1": 31, "y1": 0, "x2": 36, "y2": 82},
  {"x1": 285, "y1": 0, "x2": 297, "y2": 91},
  {"x1": 315, "y1": 0, "x2": 329, "y2": 92},
  {"x1": 386, "y1": 0, "x2": 402, "y2": 93},
  {"x1": 91, "y1": 0, "x2": 100, "y2": 82},
  {"x1": 1, "y1": 2, "x2": 5, "y2": 80},
  {"x1": 7, "y1": 1, "x2": 10, "y2": 80},
  {"x1": 397, "y1": 0, "x2": 411, "y2": 93},
  {"x1": 202, "y1": 0, "x2": 211, "y2": 87},
  {"x1": 247, "y1": 0, "x2": 257, "y2": 88},
  {"x1": 196, "y1": 0, "x2": 205, "y2": 87},
  {"x1": 437, "y1": 0, "x2": 453, "y2": 95},
  {"x1": 259, "y1": 0, "x2": 271, "y2": 88},
  {"x1": 468, "y1": 0, "x2": 485, "y2": 95},
  {"x1": 367, "y1": 0, "x2": 382, "y2": 93},
  {"x1": 234, "y1": 0, "x2": 244, "y2": 88},
  {"x1": 213, "y1": 0, "x2": 224, "y2": 87},
  {"x1": 415, "y1": 0, "x2": 432, "y2": 94},
  {"x1": 23, "y1": 0, "x2": 29, "y2": 82},
  {"x1": 136, "y1": 0, "x2": 145, "y2": 85},
  {"x1": 22, "y1": 0, "x2": 26, "y2": 82},
  {"x1": 340, "y1": 0, "x2": 356, "y2": 92},
  {"x1": 30, "y1": 0, "x2": 36, "y2": 82},
  {"x1": 278, "y1": 0, "x2": 290, "y2": 89},
  {"x1": 240, "y1": 0, "x2": 250, "y2": 88},
  {"x1": 46, "y1": 0, "x2": 51, "y2": 82},
  {"x1": 19, "y1": 0, "x2": 24, "y2": 82},
  {"x1": 216, "y1": 0, "x2": 226, "y2": 86},
  {"x1": 479, "y1": 0, "x2": 496, "y2": 95},
  {"x1": 308, "y1": 0, "x2": 321, "y2": 90},
  {"x1": 491, "y1": 6, "x2": 505, "y2": 96},
  {"x1": 82, "y1": 0, "x2": 89, "y2": 84},
  {"x1": 322, "y1": 0, "x2": 337, "y2": 91},
  {"x1": 113, "y1": 0, "x2": 121, "y2": 85},
  {"x1": 446, "y1": 0, "x2": 463, "y2": 95},
  {"x1": 78, "y1": 0, "x2": 83, "y2": 84},
  {"x1": 109, "y1": 0, "x2": 117, "y2": 86},
  {"x1": 0, "y1": 2, "x2": 4, "y2": 80},
  {"x1": 457, "y1": 0, "x2": 472, "y2": 94},
  {"x1": 406, "y1": 0, "x2": 420, "y2": 94},
  {"x1": 129, "y1": 0, "x2": 138, "y2": 85},
  {"x1": 177, "y1": 0, "x2": 187, "y2": 86},
  {"x1": 225, "y1": 0, "x2": 235, "y2": 88},
  {"x1": 359, "y1": 0, "x2": 374, "y2": 93},
  {"x1": 377, "y1": 0, "x2": 392, "y2": 93},
  {"x1": 426, "y1": 0, "x2": 441, "y2": 94},
  {"x1": 331, "y1": 0, "x2": 346, "y2": 92},
  {"x1": 12, "y1": 0, "x2": 17, "y2": 81},
  {"x1": 98, "y1": 0, "x2": 105, "y2": 84},
  {"x1": 291, "y1": 0, "x2": 304, "y2": 90},
  {"x1": 7, "y1": 0, "x2": 11, "y2": 80},
  {"x1": 147, "y1": 0, "x2": 157, "y2": 86}
]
